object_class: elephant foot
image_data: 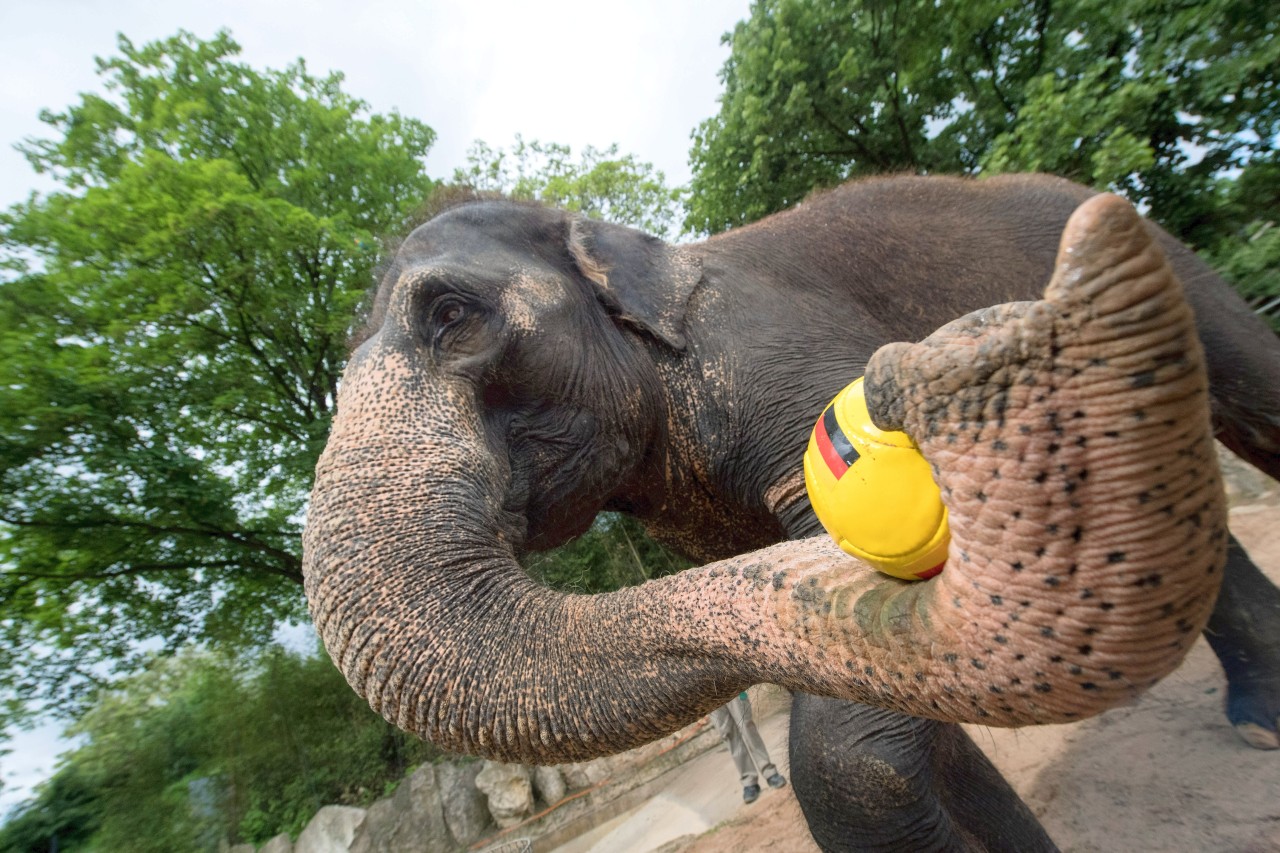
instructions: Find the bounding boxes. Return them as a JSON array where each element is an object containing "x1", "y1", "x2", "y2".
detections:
[
  {"x1": 1231, "y1": 686, "x2": 1280, "y2": 750},
  {"x1": 1226, "y1": 623, "x2": 1280, "y2": 749},
  {"x1": 1223, "y1": 602, "x2": 1280, "y2": 751},
  {"x1": 1223, "y1": 641, "x2": 1280, "y2": 750},
  {"x1": 1205, "y1": 535, "x2": 1280, "y2": 749}
]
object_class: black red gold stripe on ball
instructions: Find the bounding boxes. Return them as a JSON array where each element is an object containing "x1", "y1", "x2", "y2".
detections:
[{"x1": 814, "y1": 404, "x2": 860, "y2": 479}]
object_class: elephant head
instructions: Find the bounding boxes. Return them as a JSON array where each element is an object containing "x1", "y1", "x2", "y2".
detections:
[
  {"x1": 302, "y1": 194, "x2": 1226, "y2": 764},
  {"x1": 339, "y1": 199, "x2": 703, "y2": 553}
]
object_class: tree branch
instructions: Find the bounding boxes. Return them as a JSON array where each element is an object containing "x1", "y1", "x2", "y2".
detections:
[
  {"x1": 6, "y1": 560, "x2": 241, "y2": 583},
  {"x1": 0, "y1": 513, "x2": 300, "y2": 568}
]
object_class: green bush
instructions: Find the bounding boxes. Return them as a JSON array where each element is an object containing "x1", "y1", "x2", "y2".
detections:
[{"x1": 0, "y1": 645, "x2": 443, "y2": 851}]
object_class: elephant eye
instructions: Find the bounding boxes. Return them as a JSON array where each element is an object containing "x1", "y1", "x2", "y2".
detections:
[
  {"x1": 436, "y1": 302, "x2": 465, "y2": 327},
  {"x1": 429, "y1": 297, "x2": 478, "y2": 352}
]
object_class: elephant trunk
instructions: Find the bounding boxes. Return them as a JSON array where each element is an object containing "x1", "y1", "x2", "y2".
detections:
[
  {"x1": 301, "y1": 338, "x2": 757, "y2": 762},
  {"x1": 303, "y1": 194, "x2": 1226, "y2": 764}
]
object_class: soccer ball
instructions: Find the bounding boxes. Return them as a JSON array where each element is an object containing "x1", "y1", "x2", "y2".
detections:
[{"x1": 803, "y1": 378, "x2": 950, "y2": 581}]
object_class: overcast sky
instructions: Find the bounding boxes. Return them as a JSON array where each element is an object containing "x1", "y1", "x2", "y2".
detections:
[
  {"x1": 0, "y1": 0, "x2": 752, "y2": 812},
  {"x1": 1, "y1": 0, "x2": 752, "y2": 207}
]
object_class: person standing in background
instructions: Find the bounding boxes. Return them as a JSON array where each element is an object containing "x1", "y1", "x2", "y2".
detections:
[{"x1": 710, "y1": 692, "x2": 787, "y2": 803}]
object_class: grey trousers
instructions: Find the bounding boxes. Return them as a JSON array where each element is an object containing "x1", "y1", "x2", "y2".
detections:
[{"x1": 709, "y1": 694, "x2": 777, "y2": 786}]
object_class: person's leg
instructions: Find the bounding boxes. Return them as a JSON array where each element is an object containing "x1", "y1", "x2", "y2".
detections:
[
  {"x1": 711, "y1": 702, "x2": 759, "y2": 786},
  {"x1": 730, "y1": 695, "x2": 787, "y2": 787}
]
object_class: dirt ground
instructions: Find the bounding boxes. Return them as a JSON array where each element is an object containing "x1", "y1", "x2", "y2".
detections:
[{"x1": 679, "y1": 483, "x2": 1280, "y2": 853}]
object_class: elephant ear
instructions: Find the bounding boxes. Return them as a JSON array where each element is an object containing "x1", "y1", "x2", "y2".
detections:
[{"x1": 567, "y1": 217, "x2": 702, "y2": 351}]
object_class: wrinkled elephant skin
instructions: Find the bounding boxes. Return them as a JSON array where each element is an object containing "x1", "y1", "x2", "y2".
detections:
[
  {"x1": 305, "y1": 192, "x2": 1226, "y2": 740},
  {"x1": 304, "y1": 174, "x2": 1280, "y2": 851}
]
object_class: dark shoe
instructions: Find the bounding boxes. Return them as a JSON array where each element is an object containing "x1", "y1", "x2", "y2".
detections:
[
  {"x1": 742, "y1": 783, "x2": 760, "y2": 804},
  {"x1": 766, "y1": 772, "x2": 787, "y2": 789}
]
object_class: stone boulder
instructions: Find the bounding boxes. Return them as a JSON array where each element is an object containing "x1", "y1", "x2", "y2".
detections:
[
  {"x1": 295, "y1": 805, "x2": 366, "y2": 853},
  {"x1": 258, "y1": 836, "x2": 293, "y2": 853},
  {"x1": 350, "y1": 764, "x2": 452, "y2": 853},
  {"x1": 437, "y1": 760, "x2": 490, "y2": 846},
  {"x1": 474, "y1": 762, "x2": 533, "y2": 828},
  {"x1": 532, "y1": 766, "x2": 567, "y2": 806},
  {"x1": 560, "y1": 757, "x2": 612, "y2": 790}
]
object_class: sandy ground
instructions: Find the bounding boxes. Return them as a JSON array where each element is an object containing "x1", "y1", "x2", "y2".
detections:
[{"x1": 576, "y1": 497, "x2": 1280, "y2": 853}]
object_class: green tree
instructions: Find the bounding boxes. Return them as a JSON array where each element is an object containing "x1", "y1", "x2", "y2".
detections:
[
  {"x1": 1206, "y1": 173, "x2": 1280, "y2": 333},
  {"x1": 454, "y1": 136, "x2": 687, "y2": 238},
  {"x1": 687, "y1": 0, "x2": 968, "y2": 232},
  {"x1": 686, "y1": 0, "x2": 1280, "y2": 246},
  {"x1": 0, "y1": 762, "x2": 100, "y2": 853},
  {"x1": 977, "y1": 0, "x2": 1279, "y2": 246},
  {"x1": 0, "y1": 646, "x2": 439, "y2": 852},
  {"x1": 0, "y1": 30, "x2": 436, "y2": 722}
]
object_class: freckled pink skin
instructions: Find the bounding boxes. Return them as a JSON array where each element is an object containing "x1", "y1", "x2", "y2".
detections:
[{"x1": 302, "y1": 194, "x2": 1226, "y2": 765}]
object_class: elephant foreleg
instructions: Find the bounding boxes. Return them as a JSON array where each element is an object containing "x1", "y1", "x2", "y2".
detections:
[
  {"x1": 788, "y1": 696, "x2": 1057, "y2": 853},
  {"x1": 1205, "y1": 533, "x2": 1280, "y2": 749}
]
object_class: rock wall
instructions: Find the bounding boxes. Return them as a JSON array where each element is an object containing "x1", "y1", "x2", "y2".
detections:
[{"x1": 231, "y1": 679, "x2": 792, "y2": 851}]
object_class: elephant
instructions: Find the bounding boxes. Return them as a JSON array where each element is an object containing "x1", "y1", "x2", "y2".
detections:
[{"x1": 303, "y1": 176, "x2": 1280, "y2": 851}]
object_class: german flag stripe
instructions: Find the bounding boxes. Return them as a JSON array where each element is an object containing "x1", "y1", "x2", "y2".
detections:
[
  {"x1": 814, "y1": 404, "x2": 860, "y2": 479},
  {"x1": 915, "y1": 562, "x2": 945, "y2": 580}
]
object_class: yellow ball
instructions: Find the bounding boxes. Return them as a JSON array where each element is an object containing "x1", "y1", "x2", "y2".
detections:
[{"x1": 803, "y1": 378, "x2": 950, "y2": 581}]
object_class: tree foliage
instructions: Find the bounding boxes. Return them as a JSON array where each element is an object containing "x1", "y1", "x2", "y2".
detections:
[
  {"x1": 0, "y1": 645, "x2": 440, "y2": 852},
  {"x1": 686, "y1": 0, "x2": 1280, "y2": 252},
  {"x1": 524, "y1": 514, "x2": 691, "y2": 594},
  {"x1": 688, "y1": 0, "x2": 965, "y2": 230},
  {"x1": 0, "y1": 762, "x2": 99, "y2": 853},
  {"x1": 454, "y1": 136, "x2": 687, "y2": 238},
  {"x1": 0, "y1": 31, "x2": 436, "y2": 721}
]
